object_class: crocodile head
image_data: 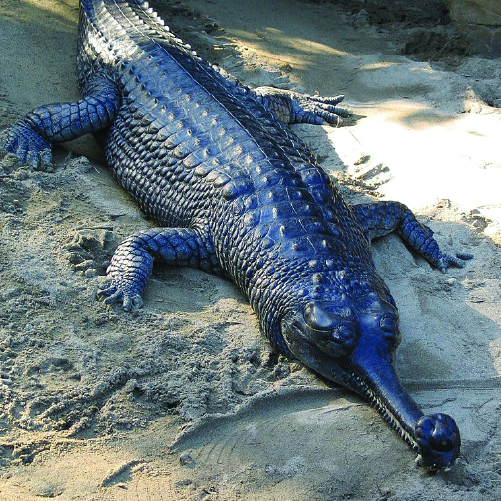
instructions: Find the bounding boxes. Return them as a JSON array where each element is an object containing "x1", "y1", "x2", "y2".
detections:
[{"x1": 281, "y1": 289, "x2": 460, "y2": 471}]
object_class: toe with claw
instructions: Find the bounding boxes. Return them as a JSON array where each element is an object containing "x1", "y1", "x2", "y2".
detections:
[
  {"x1": 289, "y1": 92, "x2": 352, "y2": 126},
  {"x1": 0, "y1": 121, "x2": 53, "y2": 170},
  {"x1": 254, "y1": 86, "x2": 351, "y2": 127},
  {"x1": 437, "y1": 252, "x2": 474, "y2": 273},
  {"x1": 96, "y1": 279, "x2": 144, "y2": 312}
]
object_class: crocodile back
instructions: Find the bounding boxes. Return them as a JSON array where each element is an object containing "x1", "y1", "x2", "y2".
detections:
[{"x1": 77, "y1": 1, "x2": 382, "y2": 347}]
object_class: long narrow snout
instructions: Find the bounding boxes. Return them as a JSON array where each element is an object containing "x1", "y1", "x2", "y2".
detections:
[
  {"x1": 281, "y1": 297, "x2": 461, "y2": 470},
  {"x1": 349, "y1": 343, "x2": 461, "y2": 470}
]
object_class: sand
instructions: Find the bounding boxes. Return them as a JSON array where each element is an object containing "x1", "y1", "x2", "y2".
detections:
[{"x1": 0, "y1": 0, "x2": 500, "y2": 499}]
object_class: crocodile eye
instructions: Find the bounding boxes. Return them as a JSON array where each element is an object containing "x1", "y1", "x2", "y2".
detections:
[
  {"x1": 334, "y1": 325, "x2": 352, "y2": 338},
  {"x1": 380, "y1": 315, "x2": 397, "y2": 332},
  {"x1": 303, "y1": 301, "x2": 360, "y2": 357},
  {"x1": 331, "y1": 325, "x2": 358, "y2": 352},
  {"x1": 304, "y1": 301, "x2": 336, "y2": 331},
  {"x1": 379, "y1": 315, "x2": 401, "y2": 346}
]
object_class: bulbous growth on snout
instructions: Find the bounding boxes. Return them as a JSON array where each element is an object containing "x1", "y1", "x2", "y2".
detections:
[{"x1": 415, "y1": 413, "x2": 461, "y2": 470}]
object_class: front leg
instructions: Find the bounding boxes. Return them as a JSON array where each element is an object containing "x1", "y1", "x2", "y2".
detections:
[
  {"x1": 351, "y1": 201, "x2": 473, "y2": 272},
  {"x1": 254, "y1": 86, "x2": 351, "y2": 126},
  {"x1": 97, "y1": 226, "x2": 222, "y2": 311},
  {"x1": 0, "y1": 77, "x2": 119, "y2": 169}
]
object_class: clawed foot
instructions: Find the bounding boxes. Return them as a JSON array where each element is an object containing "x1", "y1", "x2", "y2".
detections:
[
  {"x1": 255, "y1": 86, "x2": 351, "y2": 126},
  {"x1": 0, "y1": 121, "x2": 53, "y2": 170},
  {"x1": 435, "y1": 252, "x2": 474, "y2": 273},
  {"x1": 289, "y1": 92, "x2": 351, "y2": 126},
  {"x1": 96, "y1": 232, "x2": 155, "y2": 312},
  {"x1": 96, "y1": 278, "x2": 144, "y2": 311}
]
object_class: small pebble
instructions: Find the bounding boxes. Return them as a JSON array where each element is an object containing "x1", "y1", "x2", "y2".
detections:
[
  {"x1": 179, "y1": 452, "x2": 195, "y2": 467},
  {"x1": 85, "y1": 268, "x2": 98, "y2": 278},
  {"x1": 354, "y1": 154, "x2": 370, "y2": 165}
]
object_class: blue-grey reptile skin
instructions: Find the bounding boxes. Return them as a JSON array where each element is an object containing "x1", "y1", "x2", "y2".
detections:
[{"x1": 0, "y1": 0, "x2": 473, "y2": 470}]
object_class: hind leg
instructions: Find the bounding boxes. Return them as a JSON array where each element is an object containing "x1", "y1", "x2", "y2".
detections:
[
  {"x1": 351, "y1": 201, "x2": 473, "y2": 272},
  {"x1": 254, "y1": 86, "x2": 351, "y2": 126}
]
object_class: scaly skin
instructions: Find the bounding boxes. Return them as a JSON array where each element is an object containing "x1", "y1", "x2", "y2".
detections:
[{"x1": 0, "y1": 0, "x2": 472, "y2": 470}]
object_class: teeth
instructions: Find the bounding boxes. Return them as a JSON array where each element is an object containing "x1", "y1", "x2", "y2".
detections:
[
  {"x1": 355, "y1": 376, "x2": 419, "y2": 451},
  {"x1": 415, "y1": 454, "x2": 422, "y2": 464}
]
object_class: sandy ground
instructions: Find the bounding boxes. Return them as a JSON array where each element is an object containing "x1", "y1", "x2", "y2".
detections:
[{"x1": 0, "y1": 0, "x2": 500, "y2": 499}]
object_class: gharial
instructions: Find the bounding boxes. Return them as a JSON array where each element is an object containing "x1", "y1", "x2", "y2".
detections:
[{"x1": 0, "y1": 0, "x2": 472, "y2": 470}]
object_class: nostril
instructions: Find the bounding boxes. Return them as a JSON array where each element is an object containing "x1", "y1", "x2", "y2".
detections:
[
  {"x1": 430, "y1": 421, "x2": 456, "y2": 452},
  {"x1": 431, "y1": 437, "x2": 455, "y2": 452}
]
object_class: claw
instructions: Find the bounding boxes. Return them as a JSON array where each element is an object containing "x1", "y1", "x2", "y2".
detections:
[
  {"x1": 255, "y1": 86, "x2": 351, "y2": 126},
  {"x1": 0, "y1": 121, "x2": 53, "y2": 170},
  {"x1": 438, "y1": 252, "x2": 473, "y2": 273},
  {"x1": 290, "y1": 93, "x2": 351, "y2": 126},
  {"x1": 102, "y1": 290, "x2": 123, "y2": 305},
  {"x1": 96, "y1": 280, "x2": 143, "y2": 311},
  {"x1": 128, "y1": 294, "x2": 143, "y2": 311},
  {"x1": 96, "y1": 281, "x2": 119, "y2": 299},
  {"x1": 309, "y1": 94, "x2": 351, "y2": 120}
]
